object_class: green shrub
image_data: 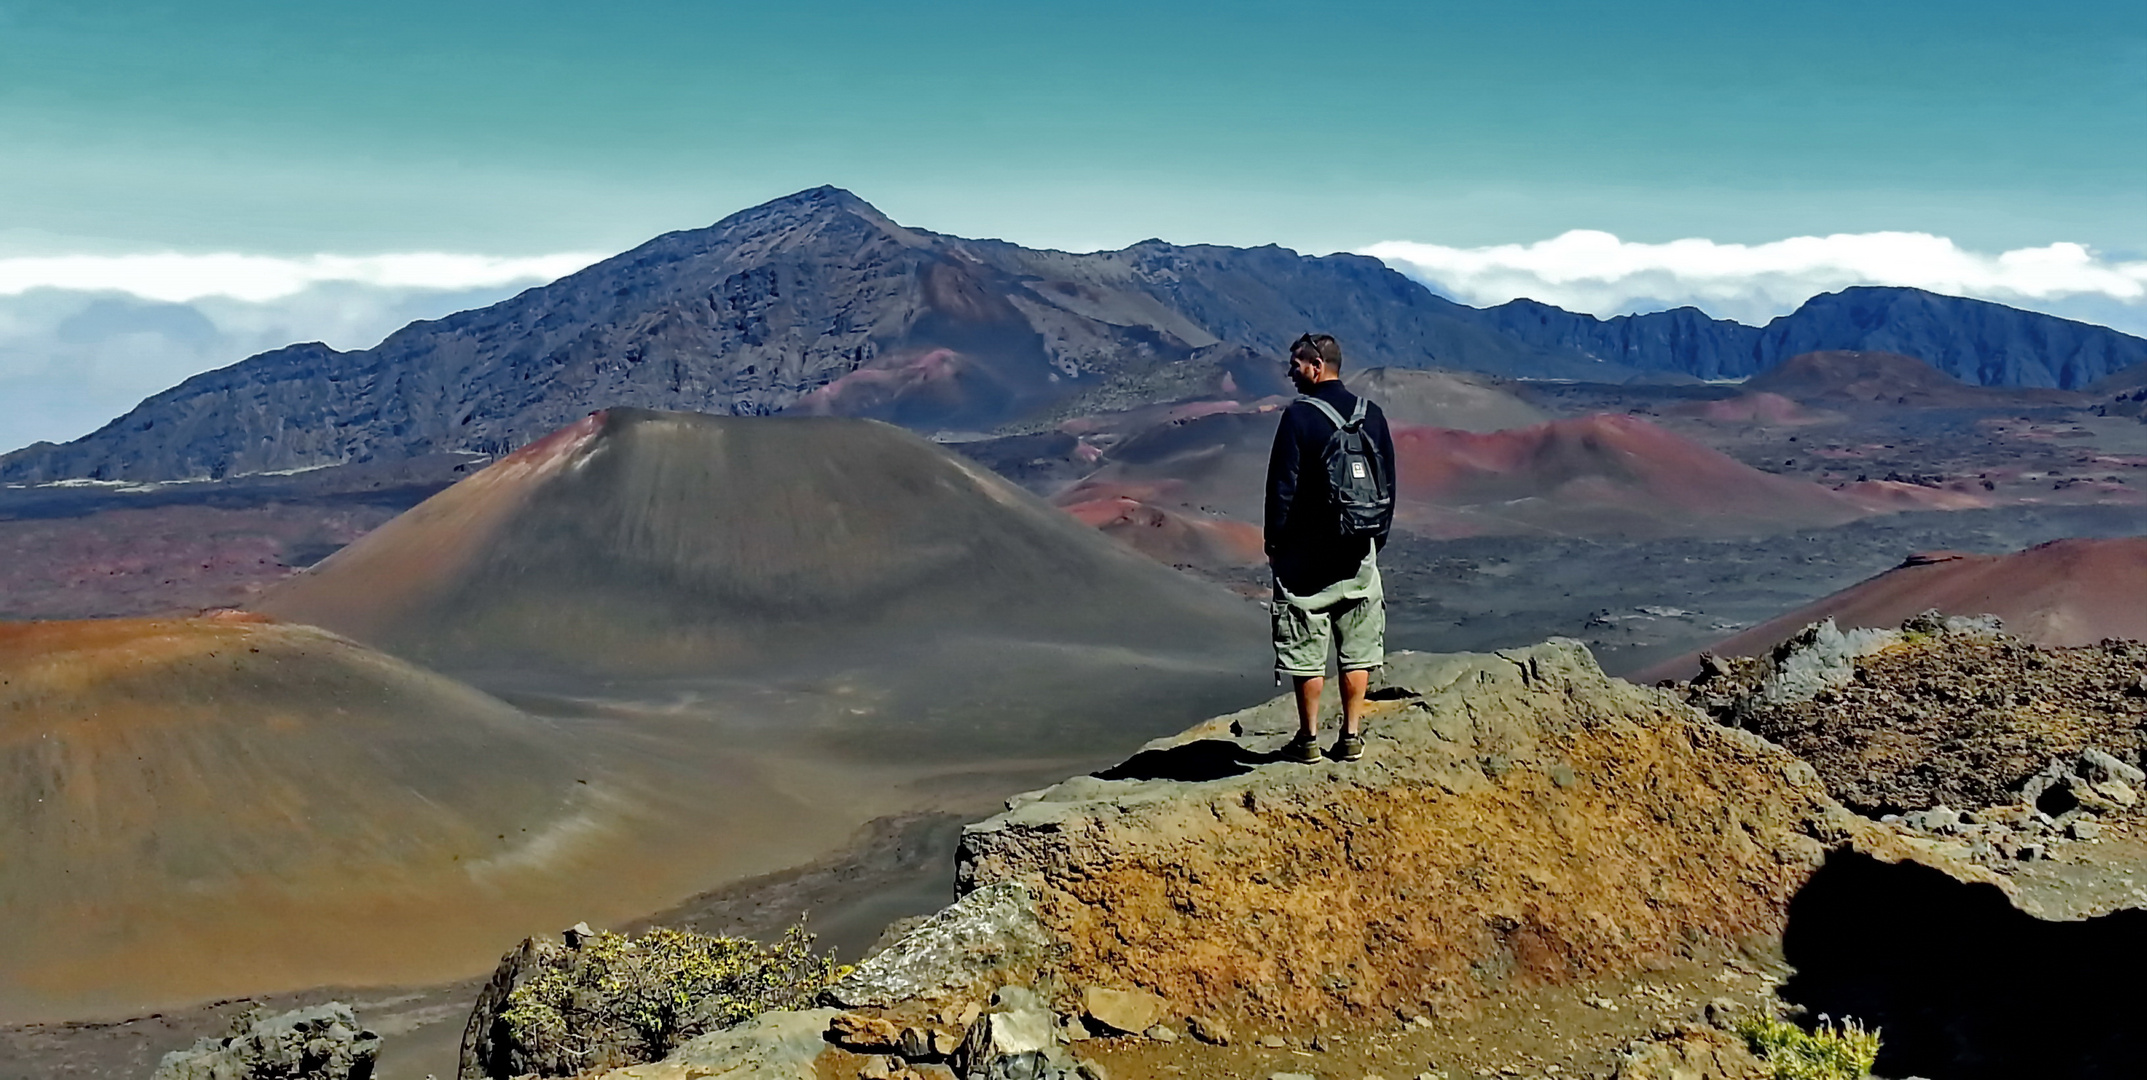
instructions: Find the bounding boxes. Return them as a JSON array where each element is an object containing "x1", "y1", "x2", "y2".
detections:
[
  {"x1": 1737, "y1": 1015, "x2": 1881, "y2": 1080},
  {"x1": 499, "y1": 923, "x2": 840, "y2": 1074}
]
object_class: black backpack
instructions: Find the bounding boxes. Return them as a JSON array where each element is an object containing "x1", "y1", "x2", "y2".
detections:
[{"x1": 1298, "y1": 394, "x2": 1394, "y2": 538}]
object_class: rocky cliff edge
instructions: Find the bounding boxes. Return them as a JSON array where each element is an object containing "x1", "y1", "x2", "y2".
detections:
[
  {"x1": 574, "y1": 640, "x2": 1986, "y2": 1079},
  {"x1": 948, "y1": 641, "x2": 1962, "y2": 1024}
]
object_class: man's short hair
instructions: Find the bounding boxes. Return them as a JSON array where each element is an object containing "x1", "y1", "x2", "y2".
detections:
[{"x1": 1290, "y1": 333, "x2": 1343, "y2": 370}]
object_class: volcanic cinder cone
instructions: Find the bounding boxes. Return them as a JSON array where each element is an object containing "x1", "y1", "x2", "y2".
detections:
[
  {"x1": 258, "y1": 409, "x2": 1266, "y2": 754},
  {"x1": 261, "y1": 410, "x2": 1271, "y2": 781},
  {"x1": 0, "y1": 615, "x2": 624, "y2": 1017},
  {"x1": 1346, "y1": 366, "x2": 1549, "y2": 431},
  {"x1": 1639, "y1": 537, "x2": 2147, "y2": 682},
  {"x1": 1390, "y1": 413, "x2": 1872, "y2": 537}
]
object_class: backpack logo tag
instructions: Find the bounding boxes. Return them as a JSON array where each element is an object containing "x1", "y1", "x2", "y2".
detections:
[{"x1": 1351, "y1": 461, "x2": 1367, "y2": 478}]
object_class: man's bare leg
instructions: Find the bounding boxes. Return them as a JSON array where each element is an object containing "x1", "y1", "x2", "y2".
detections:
[
  {"x1": 1340, "y1": 668, "x2": 1370, "y2": 736},
  {"x1": 1292, "y1": 674, "x2": 1324, "y2": 738}
]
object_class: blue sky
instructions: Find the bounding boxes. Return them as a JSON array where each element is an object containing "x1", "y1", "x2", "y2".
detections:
[
  {"x1": 2, "y1": 0, "x2": 2145, "y2": 451},
  {"x1": 6, "y1": 0, "x2": 2143, "y2": 255}
]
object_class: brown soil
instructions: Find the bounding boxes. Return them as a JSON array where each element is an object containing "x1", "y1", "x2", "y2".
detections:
[
  {"x1": 805, "y1": 952, "x2": 1790, "y2": 1080},
  {"x1": 1072, "y1": 953, "x2": 1790, "y2": 1080},
  {"x1": 1681, "y1": 634, "x2": 2147, "y2": 813}
]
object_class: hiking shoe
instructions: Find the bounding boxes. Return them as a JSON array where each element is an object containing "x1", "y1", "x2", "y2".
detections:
[
  {"x1": 1329, "y1": 732, "x2": 1365, "y2": 762},
  {"x1": 1282, "y1": 734, "x2": 1323, "y2": 764}
]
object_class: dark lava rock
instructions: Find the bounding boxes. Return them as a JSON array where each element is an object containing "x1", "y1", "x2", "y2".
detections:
[
  {"x1": 1681, "y1": 623, "x2": 2147, "y2": 813},
  {"x1": 152, "y1": 1003, "x2": 379, "y2": 1080}
]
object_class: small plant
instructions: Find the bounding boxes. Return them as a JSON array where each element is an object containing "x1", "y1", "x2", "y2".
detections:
[
  {"x1": 1737, "y1": 1014, "x2": 1881, "y2": 1080},
  {"x1": 500, "y1": 922, "x2": 839, "y2": 1074}
]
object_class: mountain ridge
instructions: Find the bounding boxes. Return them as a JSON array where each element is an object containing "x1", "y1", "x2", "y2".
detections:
[
  {"x1": 6, "y1": 185, "x2": 2144, "y2": 483},
  {"x1": 1478, "y1": 287, "x2": 2147, "y2": 388}
]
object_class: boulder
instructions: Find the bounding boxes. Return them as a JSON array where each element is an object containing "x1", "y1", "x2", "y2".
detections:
[
  {"x1": 2077, "y1": 747, "x2": 2145, "y2": 787},
  {"x1": 582, "y1": 1008, "x2": 840, "y2": 1080},
  {"x1": 1741, "y1": 617, "x2": 1901, "y2": 711},
  {"x1": 961, "y1": 1008, "x2": 1054, "y2": 1060},
  {"x1": 153, "y1": 1003, "x2": 379, "y2": 1080},
  {"x1": 1077, "y1": 986, "x2": 1168, "y2": 1035},
  {"x1": 826, "y1": 1013, "x2": 901, "y2": 1054},
  {"x1": 1185, "y1": 1015, "x2": 1233, "y2": 1045},
  {"x1": 955, "y1": 1004, "x2": 1078, "y2": 1080},
  {"x1": 822, "y1": 883, "x2": 1051, "y2": 1011}
]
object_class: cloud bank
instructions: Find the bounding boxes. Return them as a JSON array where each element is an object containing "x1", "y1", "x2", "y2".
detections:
[
  {"x1": 0, "y1": 251, "x2": 605, "y2": 304},
  {"x1": 1362, "y1": 231, "x2": 2147, "y2": 335},
  {"x1": 0, "y1": 251, "x2": 601, "y2": 454}
]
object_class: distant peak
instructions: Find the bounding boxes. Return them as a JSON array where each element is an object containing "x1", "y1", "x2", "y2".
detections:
[
  {"x1": 705, "y1": 185, "x2": 925, "y2": 243},
  {"x1": 769, "y1": 184, "x2": 870, "y2": 208},
  {"x1": 738, "y1": 185, "x2": 884, "y2": 222}
]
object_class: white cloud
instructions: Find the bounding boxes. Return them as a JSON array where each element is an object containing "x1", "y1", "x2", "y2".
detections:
[
  {"x1": 1361, "y1": 231, "x2": 2147, "y2": 333},
  {"x1": 0, "y1": 251, "x2": 605, "y2": 303},
  {"x1": 0, "y1": 250, "x2": 607, "y2": 454},
  {"x1": 0, "y1": 274, "x2": 583, "y2": 454}
]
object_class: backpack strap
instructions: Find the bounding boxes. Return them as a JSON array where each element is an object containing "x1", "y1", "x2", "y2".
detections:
[{"x1": 1296, "y1": 394, "x2": 1352, "y2": 431}]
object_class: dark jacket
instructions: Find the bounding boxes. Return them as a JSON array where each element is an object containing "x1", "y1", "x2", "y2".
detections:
[{"x1": 1264, "y1": 378, "x2": 1397, "y2": 591}]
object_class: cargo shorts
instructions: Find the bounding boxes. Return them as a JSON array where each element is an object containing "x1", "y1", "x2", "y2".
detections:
[{"x1": 1270, "y1": 548, "x2": 1385, "y2": 678}]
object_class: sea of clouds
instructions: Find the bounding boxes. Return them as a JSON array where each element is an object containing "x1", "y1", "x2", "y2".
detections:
[
  {"x1": 5, "y1": 233, "x2": 2147, "y2": 456},
  {"x1": 1362, "y1": 231, "x2": 2147, "y2": 334},
  {"x1": 0, "y1": 253, "x2": 602, "y2": 455}
]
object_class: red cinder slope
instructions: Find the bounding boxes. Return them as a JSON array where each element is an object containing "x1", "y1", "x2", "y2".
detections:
[
  {"x1": 1052, "y1": 409, "x2": 1872, "y2": 550},
  {"x1": 1392, "y1": 413, "x2": 1871, "y2": 537},
  {"x1": 1637, "y1": 537, "x2": 2147, "y2": 682}
]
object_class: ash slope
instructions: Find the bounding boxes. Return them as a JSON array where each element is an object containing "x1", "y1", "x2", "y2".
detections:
[
  {"x1": 9, "y1": 187, "x2": 2147, "y2": 485},
  {"x1": 256, "y1": 410, "x2": 1265, "y2": 743},
  {"x1": 1638, "y1": 537, "x2": 2147, "y2": 682},
  {"x1": 0, "y1": 616, "x2": 606, "y2": 1018}
]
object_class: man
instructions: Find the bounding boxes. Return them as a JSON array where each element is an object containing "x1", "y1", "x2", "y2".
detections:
[{"x1": 1264, "y1": 333, "x2": 1397, "y2": 763}]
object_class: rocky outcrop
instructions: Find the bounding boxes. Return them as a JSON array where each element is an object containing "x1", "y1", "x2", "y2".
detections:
[
  {"x1": 579, "y1": 640, "x2": 1999, "y2": 1080},
  {"x1": 951, "y1": 643, "x2": 1951, "y2": 1025},
  {"x1": 1679, "y1": 614, "x2": 2147, "y2": 815},
  {"x1": 584, "y1": 1008, "x2": 841, "y2": 1080},
  {"x1": 152, "y1": 1003, "x2": 379, "y2": 1080},
  {"x1": 458, "y1": 924, "x2": 836, "y2": 1080},
  {"x1": 822, "y1": 883, "x2": 1052, "y2": 1011}
]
